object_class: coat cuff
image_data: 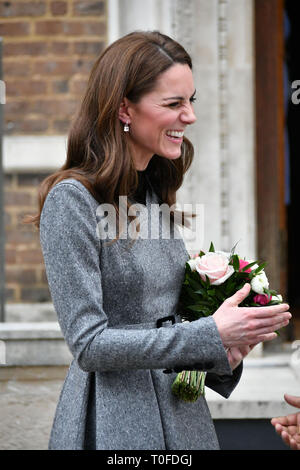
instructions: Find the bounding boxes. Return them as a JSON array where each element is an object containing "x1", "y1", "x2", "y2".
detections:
[
  {"x1": 205, "y1": 361, "x2": 243, "y2": 398},
  {"x1": 176, "y1": 316, "x2": 232, "y2": 376}
]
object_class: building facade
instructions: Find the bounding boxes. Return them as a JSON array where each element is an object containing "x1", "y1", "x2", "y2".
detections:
[{"x1": 2, "y1": 0, "x2": 107, "y2": 302}]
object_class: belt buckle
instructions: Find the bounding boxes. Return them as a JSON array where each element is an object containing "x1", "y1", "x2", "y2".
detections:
[{"x1": 156, "y1": 315, "x2": 176, "y2": 374}]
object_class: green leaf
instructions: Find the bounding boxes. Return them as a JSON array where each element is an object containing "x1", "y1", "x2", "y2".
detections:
[
  {"x1": 263, "y1": 288, "x2": 274, "y2": 297},
  {"x1": 230, "y1": 240, "x2": 241, "y2": 256},
  {"x1": 185, "y1": 287, "x2": 200, "y2": 301},
  {"x1": 209, "y1": 242, "x2": 215, "y2": 252},
  {"x1": 253, "y1": 262, "x2": 266, "y2": 275},
  {"x1": 194, "y1": 288, "x2": 206, "y2": 296},
  {"x1": 205, "y1": 275, "x2": 211, "y2": 287},
  {"x1": 214, "y1": 289, "x2": 226, "y2": 302},
  {"x1": 232, "y1": 255, "x2": 240, "y2": 271},
  {"x1": 185, "y1": 262, "x2": 192, "y2": 273},
  {"x1": 187, "y1": 277, "x2": 203, "y2": 291},
  {"x1": 269, "y1": 289, "x2": 279, "y2": 296}
]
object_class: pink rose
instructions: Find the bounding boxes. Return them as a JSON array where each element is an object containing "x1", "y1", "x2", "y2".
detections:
[
  {"x1": 195, "y1": 252, "x2": 234, "y2": 285},
  {"x1": 253, "y1": 294, "x2": 272, "y2": 305},
  {"x1": 239, "y1": 259, "x2": 252, "y2": 273}
]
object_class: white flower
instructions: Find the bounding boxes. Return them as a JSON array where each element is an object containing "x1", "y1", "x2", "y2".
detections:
[
  {"x1": 251, "y1": 271, "x2": 269, "y2": 294},
  {"x1": 187, "y1": 257, "x2": 200, "y2": 271},
  {"x1": 272, "y1": 294, "x2": 282, "y2": 303}
]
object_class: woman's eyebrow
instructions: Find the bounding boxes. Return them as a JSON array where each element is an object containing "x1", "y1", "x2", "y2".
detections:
[{"x1": 162, "y1": 90, "x2": 196, "y2": 101}]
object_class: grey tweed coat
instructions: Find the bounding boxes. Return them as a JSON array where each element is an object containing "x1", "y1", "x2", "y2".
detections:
[{"x1": 40, "y1": 178, "x2": 242, "y2": 450}]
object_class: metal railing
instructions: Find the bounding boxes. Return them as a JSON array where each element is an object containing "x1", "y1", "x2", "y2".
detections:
[{"x1": 0, "y1": 37, "x2": 5, "y2": 322}]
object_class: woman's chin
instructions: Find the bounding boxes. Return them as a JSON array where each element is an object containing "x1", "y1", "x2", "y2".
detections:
[{"x1": 159, "y1": 149, "x2": 182, "y2": 160}]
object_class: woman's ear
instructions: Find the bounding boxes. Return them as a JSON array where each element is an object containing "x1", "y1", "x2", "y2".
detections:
[{"x1": 118, "y1": 98, "x2": 131, "y2": 124}]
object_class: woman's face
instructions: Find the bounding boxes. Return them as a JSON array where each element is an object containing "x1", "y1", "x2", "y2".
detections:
[{"x1": 123, "y1": 63, "x2": 197, "y2": 170}]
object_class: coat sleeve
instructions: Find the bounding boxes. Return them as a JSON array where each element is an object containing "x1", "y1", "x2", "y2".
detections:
[
  {"x1": 205, "y1": 362, "x2": 243, "y2": 398},
  {"x1": 40, "y1": 182, "x2": 233, "y2": 377}
]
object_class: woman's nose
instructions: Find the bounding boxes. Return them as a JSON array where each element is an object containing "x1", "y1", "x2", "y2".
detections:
[{"x1": 181, "y1": 103, "x2": 197, "y2": 125}]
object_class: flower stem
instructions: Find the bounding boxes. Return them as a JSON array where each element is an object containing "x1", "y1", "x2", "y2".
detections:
[{"x1": 171, "y1": 370, "x2": 206, "y2": 402}]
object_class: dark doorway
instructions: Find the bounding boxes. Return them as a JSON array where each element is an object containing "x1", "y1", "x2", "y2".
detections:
[
  {"x1": 285, "y1": 0, "x2": 300, "y2": 337},
  {"x1": 254, "y1": 0, "x2": 290, "y2": 345}
]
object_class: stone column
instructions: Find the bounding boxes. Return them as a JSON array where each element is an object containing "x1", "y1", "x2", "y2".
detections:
[
  {"x1": 173, "y1": 0, "x2": 222, "y2": 253},
  {"x1": 173, "y1": 0, "x2": 256, "y2": 259},
  {"x1": 108, "y1": 0, "x2": 173, "y2": 42}
]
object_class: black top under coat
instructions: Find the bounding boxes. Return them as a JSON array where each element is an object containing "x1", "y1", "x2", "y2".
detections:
[
  {"x1": 131, "y1": 162, "x2": 164, "y2": 206},
  {"x1": 132, "y1": 169, "x2": 152, "y2": 205}
]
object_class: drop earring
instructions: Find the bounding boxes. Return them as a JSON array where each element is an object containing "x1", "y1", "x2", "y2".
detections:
[{"x1": 124, "y1": 122, "x2": 130, "y2": 132}]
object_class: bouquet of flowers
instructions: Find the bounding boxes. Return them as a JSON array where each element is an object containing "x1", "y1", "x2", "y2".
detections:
[{"x1": 172, "y1": 242, "x2": 283, "y2": 402}]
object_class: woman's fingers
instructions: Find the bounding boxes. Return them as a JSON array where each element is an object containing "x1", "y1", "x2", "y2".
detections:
[
  {"x1": 227, "y1": 345, "x2": 254, "y2": 370},
  {"x1": 245, "y1": 309, "x2": 291, "y2": 327},
  {"x1": 213, "y1": 293, "x2": 291, "y2": 349},
  {"x1": 237, "y1": 322, "x2": 289, "y2": 345},
  {"x1": 251, "y1": 317, "x2": 290, "y2": 337},
  {"x1": 238, "y1": 307, "x2": 290, "y2": 341},
  {"x1": 225, "y1": 283, "x2": 251, "y2": 307},
  {"x1": 257, "y1": 332, "x2": 278, "y2": 343},
  {"x1": 250, "y1": 303, "x2": 290, "y2": 318},
  {"x1": 284, "y1": 394, "x2": 300, "y2": 409}
]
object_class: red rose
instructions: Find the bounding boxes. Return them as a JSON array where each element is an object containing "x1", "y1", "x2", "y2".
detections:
[{"x1": 253, "y1": 294, "x2": 272, "y2": 305}]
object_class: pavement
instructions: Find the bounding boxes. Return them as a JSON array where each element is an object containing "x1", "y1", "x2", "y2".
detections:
[{"x1": 206, "y1": 350, "x2": 300, "y2": 419}]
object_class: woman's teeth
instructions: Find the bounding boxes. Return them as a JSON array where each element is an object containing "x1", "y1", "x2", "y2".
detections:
[{"x1": 166, "y1": 131, "x2": 184, "y2": 138}]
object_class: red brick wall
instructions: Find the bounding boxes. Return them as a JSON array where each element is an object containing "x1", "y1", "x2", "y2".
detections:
[
  {"x1": 5, "y1": 172, "x2": 52, "y2": 302},
  {"x1": 1, "y1": 1, "x2": 108, "y2": 303},
  {"x1": 1, "y1": 0, "x2": 107, "y2": 134}
]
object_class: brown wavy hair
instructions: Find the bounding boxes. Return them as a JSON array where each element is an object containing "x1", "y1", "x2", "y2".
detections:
[{"x1": 25, "y1": 31, "x2": 194, "y2": 231}]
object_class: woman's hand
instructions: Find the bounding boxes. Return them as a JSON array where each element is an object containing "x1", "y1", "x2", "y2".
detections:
[
  {"x1": 212, "y1": 283, "x2": 291, "y2": 349},
  {"x1": 226, "y1": 344, "x2": 256, "y2": 370},
  {"x1": 271, "y1": 394, "x2": 300, "y2": 450}
]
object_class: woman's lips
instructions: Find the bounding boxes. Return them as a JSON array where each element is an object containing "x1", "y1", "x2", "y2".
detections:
[{"x1": 165, "y1": 130, "x2": 184, "y2": 143}]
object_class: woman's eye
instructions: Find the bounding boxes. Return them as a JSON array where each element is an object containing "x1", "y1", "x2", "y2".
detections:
[
  {"x1": 168, "y1": 102, "x2": 180, "y2": 108},
  {"x1": 167, "y1": 97, "x2": 196, "y2": 108}
]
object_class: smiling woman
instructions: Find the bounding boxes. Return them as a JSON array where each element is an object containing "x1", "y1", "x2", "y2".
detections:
[
  {"x1": 118, "y1": 63, "x2": 197, "y2": 169},
  {"x1": 23, "y1": 30, "x2": 291, "y2": 451}
]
